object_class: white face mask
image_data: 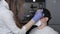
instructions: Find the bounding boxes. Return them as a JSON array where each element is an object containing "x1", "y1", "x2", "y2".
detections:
[{"x1": 34, "y1": 20, "x2": 42, "y2": 26}]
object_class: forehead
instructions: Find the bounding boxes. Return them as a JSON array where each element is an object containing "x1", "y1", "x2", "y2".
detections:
[{"x1": 41, "y1": 17, "x2": 47, "y2": 19}]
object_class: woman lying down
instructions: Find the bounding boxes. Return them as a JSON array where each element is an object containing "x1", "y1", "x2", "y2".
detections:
[{"x1": 29, "y1": 8, "x2": 59, "y2": 34}]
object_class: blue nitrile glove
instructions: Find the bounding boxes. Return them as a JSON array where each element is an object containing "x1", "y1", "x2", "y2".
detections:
[{"x1": 32, "y1": 9, "x2": 43, "y2": 23}]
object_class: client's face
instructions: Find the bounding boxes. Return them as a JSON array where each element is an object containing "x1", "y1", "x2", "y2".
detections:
[{"x1": 40, "y1": 17, "x2": 48, "y2": 24}]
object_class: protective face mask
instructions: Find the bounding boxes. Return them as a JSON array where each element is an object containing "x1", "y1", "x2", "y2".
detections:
[{"x1": 34, "y1": 20, "x2": 42, "y2": 26}]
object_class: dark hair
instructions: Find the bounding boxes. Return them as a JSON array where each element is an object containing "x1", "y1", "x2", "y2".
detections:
[
  {"x1": 26, "y1": 8, "x2": 51, "y2": 34},
  {"x1": 5, "y1": 0, "x2": 26, "y2": 28},
  {"x1": 43, "y1": 8, "x2": 51, "y2": 23}
]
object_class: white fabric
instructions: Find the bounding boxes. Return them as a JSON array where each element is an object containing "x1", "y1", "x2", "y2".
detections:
[
  {"x1": 0, "y1": 0, "x2": 27, "y2": 34},
  {"x1": 34, "y1": 20, "x2": 41, "y2": 26},
  {"x1": 29, "y1": 26, "x2": 59, "y2": 34},
  {"x1": 0, "y1": 0, "x2": 9, "y2": 9}
]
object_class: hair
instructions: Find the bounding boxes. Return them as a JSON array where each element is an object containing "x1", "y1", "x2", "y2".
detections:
[
  {"x1": 43, "y1": 8, "x2": 51, "y2": 23},
  {"x1": 5, "y1": 0, "x2": 25, "y2": 28}
]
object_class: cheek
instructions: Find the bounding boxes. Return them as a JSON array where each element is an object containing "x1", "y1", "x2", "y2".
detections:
[{"x1": 41, "y1": 19, "x2": 46, "y2": 23}]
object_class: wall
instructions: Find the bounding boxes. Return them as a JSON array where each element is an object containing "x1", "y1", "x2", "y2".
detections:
[{"x1": 46, "y1": 0, "x2": 60, "y2": 33}]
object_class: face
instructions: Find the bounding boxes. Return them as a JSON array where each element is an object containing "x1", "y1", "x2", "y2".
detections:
[
  {"x1": 34, "y1": 17, "x2": 48, "y2": 26},
  {"x1": 40, "y1": 17, "x2": 48, "y2": 24}
]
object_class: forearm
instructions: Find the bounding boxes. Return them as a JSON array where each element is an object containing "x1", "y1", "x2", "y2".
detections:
[{"x1": 24, "y1": 19, "x2": 35, "y2": 31}]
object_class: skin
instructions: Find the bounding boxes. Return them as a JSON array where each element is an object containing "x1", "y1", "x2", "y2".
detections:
[
  {"x1": 37, "y1": 17, "x2": 48, "y2": 29},
  {"x1": 24, "y1": 19, "x2": 35, "y2": 31}
]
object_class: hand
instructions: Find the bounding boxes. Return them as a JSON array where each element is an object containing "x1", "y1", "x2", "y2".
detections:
[
  {"x1": 36, "y1": 9, "x2": 43, "y2": 14},
  {"x1": 32, "y1": 9, "x2": 43, "y2": 23}
]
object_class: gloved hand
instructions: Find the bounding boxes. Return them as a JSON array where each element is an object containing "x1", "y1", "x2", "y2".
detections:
[{"x1": 32, "y1": 9, "x2": 43, "y2": 23}]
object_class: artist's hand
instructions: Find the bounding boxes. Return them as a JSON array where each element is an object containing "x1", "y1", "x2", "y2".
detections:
[
  {"x1": 32, "y1": 9, "x2": 43, "y2": 23},
  {"x1": 36, "y1": 9, "x2": 43, "y2": 14}
]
